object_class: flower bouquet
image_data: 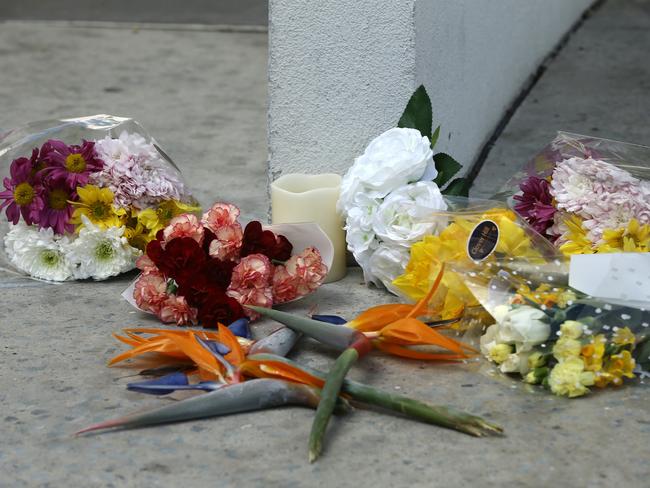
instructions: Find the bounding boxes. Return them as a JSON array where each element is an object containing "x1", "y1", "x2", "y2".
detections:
[
  {"x1": 455, "y1": 257, "x2": 650, "y2": 398},
  {"x1": 0, "y1": 115, "x2": 197, "y2": 281},
  {"x1": 123, "y1": 201, "x2": 333, "y2": 327},
  {"x1": 500, "y1": 132, "x2": 650, "y2": 254},
  {"x1": 338, "y1": 85, "x2": 470, "y2": 292}
]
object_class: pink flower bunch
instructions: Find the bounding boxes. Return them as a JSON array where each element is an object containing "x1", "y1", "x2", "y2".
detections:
[
  {"x1": 91, "y1": 131, "x2": 187, "y2": 209},
  {"x1": 132, "y1": 202, "x2": 328, "y2": 327},
  {"x1": 549, "y1": 157, "x2": 650, "y2": 242}
]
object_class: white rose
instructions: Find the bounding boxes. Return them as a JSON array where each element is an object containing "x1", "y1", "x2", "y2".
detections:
[
  {"x1": 342, "y1": 127, "x2": 435, "y2": 201},
  {"x1": 495, "y1": 306, "x2": 550, "y2": 352},
  {"x1": 372, "y1": 181, "x2": 447, "y2": 247},
  {"x1": 352, "y1": 245, "x2": 378, "y2": 285},
  {"x1": 367, "y1": 244, "x2": 411, "y2": 294}
]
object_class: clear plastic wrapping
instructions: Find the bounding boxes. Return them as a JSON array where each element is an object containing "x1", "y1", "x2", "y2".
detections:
[{"x1": 0, "y1": 115, "x2": 198, "y2": 281}]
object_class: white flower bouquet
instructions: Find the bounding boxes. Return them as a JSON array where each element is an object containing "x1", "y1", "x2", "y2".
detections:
[
  {"x1": 338, "y1": 86, "x2": 469, "y2": 292},
  {"x1": 0, "y1": 115, "x2": 198, "y2": 281}
]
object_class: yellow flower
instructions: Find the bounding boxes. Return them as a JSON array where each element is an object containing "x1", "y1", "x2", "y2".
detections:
[
  {"x1": 494, "y1": 214, "x2": 542, "y2": 259},
  {"x1": 552, "y1": 337, "x2": 583, "y2": 362},
  {"x1": 548, "y1": 357, "x2": 594, "y2": 397},
  {"x1": 488, "y1": 344, "x2": 512, "y2": 364},
  {"x1": 137, "y1": 199, "x2": 201, "y2": 237},
  {"x1": 581, "y1": 335, "x2": 606, "y2": 372},
  {"x1": 597, "y1": 219, "x2": 650, "y2": 253},
  {"x1": 560, "y1": 320, "x2": 583, "y2": 340},
  {"x1": 71, "y1": 185, "x2": 126, "y2": 230},
  {"x1": 612, "y1": 327, "x2": 636, "y2": 347},
  {"x1": 124, "y1": 219, "x2": 151, "y2": 251},
  {"x1": 595, "y1": 350, "x2": 636, "y2": 388},
  {"x1": 559, "y1": 215, "x2": 594, "y2": 255}
]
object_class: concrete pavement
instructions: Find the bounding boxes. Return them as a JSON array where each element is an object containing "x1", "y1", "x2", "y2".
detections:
[{"x1": 1, "y1": 1, "x2": 650, "y2": 486}]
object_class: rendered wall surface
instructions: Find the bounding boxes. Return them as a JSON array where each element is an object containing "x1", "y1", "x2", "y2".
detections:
[{"x1": 268, "y1": 0, "x2": 594, "y2": 181}]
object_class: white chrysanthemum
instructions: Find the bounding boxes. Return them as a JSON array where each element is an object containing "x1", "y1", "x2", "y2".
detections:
[
  {"x1": 4, "y1": 223, "x2": 73, "y2": 281},
  {"x1": 65, "y1": 216, "x2": 140, "y2": 280}
]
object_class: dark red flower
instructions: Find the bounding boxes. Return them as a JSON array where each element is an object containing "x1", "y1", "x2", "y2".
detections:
[
  {"x1": 196, "y1": 291, "x2": 245, "y2": 328},
  {"x1": 513, "y1": 176, "x2": 557, "y2": 238},
  {"x1": 146, "y1": 237, "x2": 207, "y2": 281},
  {"x1": 240, "y1": 221, "x2": 293, "y2": 261}
]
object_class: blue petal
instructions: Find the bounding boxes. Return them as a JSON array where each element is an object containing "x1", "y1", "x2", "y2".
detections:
[
  {"x1": 127, "y1": 372, "x2": 189, "y2": 395},
  {"x1": 312, "y1": 314, "x2": 348, "y2": 325},
  {"x1": 202, "y1": 340, "x2": 230, "y2": 355},
  {"x1": 228, "y1": 318, "x2": 252, "y2": 339}
]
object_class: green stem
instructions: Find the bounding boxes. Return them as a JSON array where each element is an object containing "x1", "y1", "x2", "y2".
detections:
[
  {"x1": 308, "y1": 348, "x2": 359, "y2": 463},
  {"x1": 248, "y1": 354, "x2": 503, "y2": 437},
  {"x1": 342, "y1": 380, "x2": 502, "y2": 437}
]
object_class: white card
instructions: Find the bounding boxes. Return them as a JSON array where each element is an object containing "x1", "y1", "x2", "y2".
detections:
[{"x1": 569, "y1": 253, "x2": 650, "y2": 305}]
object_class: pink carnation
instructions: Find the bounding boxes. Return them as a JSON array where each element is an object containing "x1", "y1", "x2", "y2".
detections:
[
  {"x1": 227, "y1": 287, "x2": 273, "y2": 320},
  {"x1": 201, "y1": 202, "x2": 240, "y2": 232},
  {"x1": 208, "y1": 223, "x2": 243, "y2": 261},
  {"x1": 136, "y1": 254, "x2": 159, "y2": 274},
  {"x1": 272, "y1": 247, "x2": 327, "y2": 304},
  {"x1": 227, "y1": 253, "x2": 274, "y2": 319},
  {"x1": 162, "y1": 213, "x2": 204, "y2": 247},
  {"x1": 133, "y1": 271, "x2": 168, "y2": 314},
  {"x1": 158, "y1": 295, "x2": 198, "y2": 326}
]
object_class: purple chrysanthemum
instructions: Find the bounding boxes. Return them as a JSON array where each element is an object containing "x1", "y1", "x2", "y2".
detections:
[
  {"x1": 0, "y1": 149, "x2": 45, "y2": 225},
  {"x1": 41, "y1": 139, "x2": 104, "y2": 188},
  {"x1": 513, "y1": 176, "x2": 557, "y2": 238},
  {"x1": 37, "y1": 181, "x2": 77, "y2": 235}
]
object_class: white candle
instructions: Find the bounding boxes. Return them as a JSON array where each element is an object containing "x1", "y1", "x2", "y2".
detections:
[{"x1": 271, "y1": 173, "x2": 347, "y2": 283}]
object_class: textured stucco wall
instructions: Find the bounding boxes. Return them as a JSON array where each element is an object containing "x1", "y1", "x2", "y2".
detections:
[{"x1": 268, "y1": 0, "x2": 593, "y2": 182}]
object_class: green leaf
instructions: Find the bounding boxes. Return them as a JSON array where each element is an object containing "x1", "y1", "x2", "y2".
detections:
[
  {"x1": 430, "y1": 125, "x2": 441, "y2": 148},
  {"x1": 397, "y1": 85, "x2": 432, "y2": 138},
  {"x1": 433, "y1": 153, "x2": 462, "y2": 187},
  {"x1": 442, "y1": 177, "x2": 471, "y2": 197}
]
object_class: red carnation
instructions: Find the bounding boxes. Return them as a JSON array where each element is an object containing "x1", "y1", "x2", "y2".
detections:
[
  {"x1": 240, "y1": 221, "x2": 293, "y2": 261},
  {"x1": 196, "y1": 291, "x2": 245, "y2": 328}
]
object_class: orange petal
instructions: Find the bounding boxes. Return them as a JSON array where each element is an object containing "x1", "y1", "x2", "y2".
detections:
[
  {"x1": 348, "y1": 304, "x2": 416, "y2": 332},
  {"x1": 374, "y1": 341, "x2": 468, "y2": 361},
  {"x1": 406, "y1": 263, "x2": 445, "y2": 319},
  {"x1": 217, "y1": 324, "x2": 246, "y2": 366},
  {"x1": 240, "y1": 359, "x2": 324, "y2": 388},
  {"x1": 380, "y1": 317, "x2": 471, "y2": 355},
  {"x1": 155, "y1": 331, "x2": 223, "y2": 377}
]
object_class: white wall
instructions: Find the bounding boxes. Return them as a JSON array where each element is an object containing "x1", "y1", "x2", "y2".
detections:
[{"x1": 268, "y1": 0, "x2": 593, "y2": 181}]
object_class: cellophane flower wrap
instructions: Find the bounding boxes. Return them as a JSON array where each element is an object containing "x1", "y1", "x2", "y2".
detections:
[
  {"x1": 0, "y1": 115, "x2": 198, "y2": 281},
  {"x1": 391, "y1": 198, "x2": 557, "y2": 326},
  {"x1": 454, "y1": 255, "x2": 650, "y2": 398},
  {"x1": 125, "y1": 201, "x2": 330, "y2": 328},
  {"x1": 497, "y1": 132, "x2": 650, "y2": 254}
]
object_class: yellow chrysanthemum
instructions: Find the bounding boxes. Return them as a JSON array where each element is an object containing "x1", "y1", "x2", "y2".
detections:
[
  {"x1": 124, "y1": 219, "x2": 151, "y2": 251},
  {"x1": 71, "y1": 185, "x2": 126, "y2": 230},
  {"x1": 597, "y1": 219, "x2": 650, "y2": 253},
  {"x1": 137, "y1": 199, "x2": 201, "y2": 237},
  {"x1": 559, "y1": 215, "x2": 594, "y2": 255}
]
